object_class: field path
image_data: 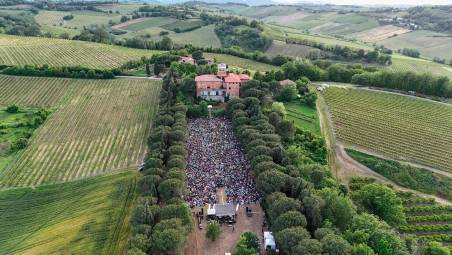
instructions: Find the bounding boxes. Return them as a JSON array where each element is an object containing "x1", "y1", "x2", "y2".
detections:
[{"x1": 317, "y1": 93, "x2": 452, "y2": 205}]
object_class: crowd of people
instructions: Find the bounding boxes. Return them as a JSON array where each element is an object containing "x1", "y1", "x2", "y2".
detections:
[{"x1": 185, "y1": 117, "x2": 261, "y2": 208}]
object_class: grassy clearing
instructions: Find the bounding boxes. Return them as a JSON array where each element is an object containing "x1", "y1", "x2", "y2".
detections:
[
  {"x1": 0, "y1": 78, "x2": 161, "y2": 188},
  {"x1": 0, "y1": 34, "x2": 161, "y2": 69},
  {"x1": 323, "y1": 87, "x2": 452, "y2": 171},
  {"x1": 0, "y1": 107, "x2": 47, "y2": 174},
  {"x1": 204, "y1": 52, "x2": 280, "y2": 72},
  {"x1": 381, "y1": 30, "x2": 452, "y2": 59},
  {"x1": 355, "y1": 25, "x2": 410, "y2": 43},
  {"x1": 285, "y1": 102, "x2": 321, "y2": 135},
  {"x1": 0, "y1": 171, "x2": 137, "y2": 255},
  {"x1": 170, "y1": 25, "x2": 221, "y2": 48}
]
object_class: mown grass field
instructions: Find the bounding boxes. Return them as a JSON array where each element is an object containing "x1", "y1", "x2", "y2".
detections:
[
  {"x1": 285, "y1": 102, "x2": 321, "y2": 135},
  {"x1": 0, "y1": 34, "x2": 161, "y2": 69},
  {"x1": 0, "y1": 171, "x2": 137, "y2": 255},
  {"x1": 0, "y1": 78, "x2": 161, "y2": 188},
  {"x1": 161, "y1": 19, "x2": 205, "y2": 31},
  {"x1": 323, "y1": 87, "x2": 452, "y2": 171},
  {"x1": 170, "y1": 25, "x2": 221, "y2": 48},
  {"x1": 204, "y1": 53, "x2": 280, "y2": 72}
]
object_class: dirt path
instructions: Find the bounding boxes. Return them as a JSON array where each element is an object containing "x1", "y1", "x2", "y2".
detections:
[
  {"x1": 217, "y1": 188, "x2": 226, "y2": 204},
  {"x1": 184, "y1": 204, "x2": 265, "y2": 255},
  {"x1": 317, "y1": 94, "x2": 451, "y2": 205}
]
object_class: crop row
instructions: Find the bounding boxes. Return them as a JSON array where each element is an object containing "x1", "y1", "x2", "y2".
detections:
[
  {"x1": 324, "y1": 87, "x2": 452, "y2": 170},
  {"x1": 407, "y1": 214, "x2": 452, "y2": 223},
  {"x1": 0, "y1": 78, "x2": 161, "y2": 188},
  {"x1": 400, "y1": 224, "x2": 452, "y2": 232},
  {"x1": 404, "y1": 205, "x2": 452, "y2": 213}
]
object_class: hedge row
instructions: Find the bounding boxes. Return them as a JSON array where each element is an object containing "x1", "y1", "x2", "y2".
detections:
[{"x1": 3, "y1": 65, "x2": 116, "y2": 79}]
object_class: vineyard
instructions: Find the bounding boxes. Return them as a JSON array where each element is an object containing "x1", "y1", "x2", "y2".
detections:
[
  {"x1": 0, "y1": 78, "x2": 161, "y2": 188},
  {"x1": 349, "y1": 178, "x2": 452, "y2": 249},
  {"x1": 323, "y1": 87, "x2": 452, "y2": 171},
  {"x1": 391, "y1": 56, "x2": 452, "y2": 79},
  {"x1": 0, "y1": 171, "x2": 137, "y2": 255},
  {"x1": 0, "y1": 34, "x2": 161, "y2": 69}
]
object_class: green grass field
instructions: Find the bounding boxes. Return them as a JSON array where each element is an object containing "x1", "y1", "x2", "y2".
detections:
[
  {"x1": 0, "y1": 77, "x2": 161, "y2": 188},
  {"x1": 119, "y1": 17, "x2": 176, "y2": 31},
  {"x1": 285, "y1": 102, "x2": 321, "y2": 135},
  {"x1": 323, "y1": 87, "x2": 452, "y2": 171},
  {"x1": 0, "y1": 171, "x2": 137, "y2": 255},
  {"x1": 170, "y1": 25, "x2": 221, "y2": 48},
  {"x1": 0, "y1": 34, "x2": 161, "y2": 69},
  {"x1": 204, "y1": 52, "x2": 280, "y2": 72},
  {"x1": 161, "y1": 19, "x2": 205, "y2": 32},
  {"x1": 381, "y1": 30, "x2": 452, "y2": 59}
]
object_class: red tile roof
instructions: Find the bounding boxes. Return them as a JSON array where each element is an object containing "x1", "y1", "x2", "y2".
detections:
[
  {"x1": 217, "y1": 71, "x2": 228, "y2": 77},
  {"x1": 280, "y1": 79, "x2": 296, "y2": 86},
  {"x1": 224, "y1": 73, "x2": 241, "y2": 83},
  {"x1": 239, "y1": 74, "x2": 250, "y2": 80},
  {"x1": 195, "y1": 75, "x2": 222, "y2": 82}
]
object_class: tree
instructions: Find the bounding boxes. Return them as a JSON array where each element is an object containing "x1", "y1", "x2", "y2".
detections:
[
  {"x1": 273, "y1": 211, "x2": 307, "y2": 233},
  {"x1": 321, "y1": 234, "x2": 352, "y2": 255},
  {"x1": 157, "y1": 178, "x2": 184, "y2": 201},
  {"x1": 276, "y1": 120, "x2": 295, "y2": 142},
  {"x1": 422, "y1": 241, "x2": 449, "y2": 255},
  {"x1": 154, "y1": 63, "x2": 165, "y2": 76},
  {"x1": 206, "y1": 221, "x2": 221, "y2": 241},
  {"x1": 160, "y1": 36, "x2": 173, "y2": 50},
  {"x1": 278, "y1": 86, "x2": 298, "y2": 102},
  {"x1": 233, "y1": 232, "x2": 259, "y2": 255},
  {"x1": 271, "y1": 102, "x2": 286, "y2": 117},
  {"x1": 353, "y1": 183, "x2": 406, "y2": 226},
  {"x1": 145, "y1": 63, "x2": 151, "y2": 77},
  {"x1": 275, "y1": 227, "x2": 310, "y2": 255},
  {"x1": 319, "y1": 188, "x2": 356, "y2": 231},
  {"x1": 192, "y1": 50, "x2": 203, "y2": 61},
  {"x1": 6, "y1": 104, "x2": 19, "y2": 113},
  {"x1": 352, "y1": 244, "x2": 376, "y2": 255},
  {"x1": 293, "y1": 239, "x2": 322, "y2": 255}
]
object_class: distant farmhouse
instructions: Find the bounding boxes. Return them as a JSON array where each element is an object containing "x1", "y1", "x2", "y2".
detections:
[{"x1": 195, "y1": 63, "x2": 250, "y2": 102}]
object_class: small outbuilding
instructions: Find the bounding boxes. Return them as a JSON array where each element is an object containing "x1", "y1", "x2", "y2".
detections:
[{"x1": 279, "y1": 79, "x2": 296, "y2": 87}]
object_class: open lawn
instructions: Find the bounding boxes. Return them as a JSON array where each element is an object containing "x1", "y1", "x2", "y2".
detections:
[
  {"x1": 285, "y1": 102, "x2": 321, "y2": 135},
  {"x1": 170, "y1": 25, "x2": 221, "y2": 48},
  {"x1": 204, "y1": 53, "x2": 279, "y2": 72},
  {"x1": 381, "y1": 30, "x2": 452, "y2": 60},
  {"x1": 0, "y1": 171, "x2": 137, "y2": 255},
  {"x1": 0, "y1": 34, "x2": 161, "y2": 69},
  {"x1": 323, "y1": 87, "x2": 452, "y2": 171},
  {"x1": 0, "y1": 78, "x2": 161, "y2": 188}
]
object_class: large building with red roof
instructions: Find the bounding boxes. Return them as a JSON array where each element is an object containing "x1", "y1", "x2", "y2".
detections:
[{"x1": 195, "y1": 64, "x2": 250, "y2": 101}]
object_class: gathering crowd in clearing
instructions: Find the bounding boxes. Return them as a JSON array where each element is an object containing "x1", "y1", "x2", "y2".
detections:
[{"x1": 185, "y1": 117, "x2": 261, "y2": 207}]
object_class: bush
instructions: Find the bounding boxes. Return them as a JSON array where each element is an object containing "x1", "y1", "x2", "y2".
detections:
[
  {"x1": 206, "y1": 221, "x2": 221, "y2": 241},
  {"x1": 6, "y1": 105, "x2": 19, "y2": 113}
]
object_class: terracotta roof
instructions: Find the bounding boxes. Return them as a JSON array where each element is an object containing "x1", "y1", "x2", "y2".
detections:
[
  {"x1": 279, "y1": 79, "x2": 296, "y2": 86},
  {"x1": 239, "y1": 74, "x2": 250, "y2": 80},
  {"x1": 195, "y1": 75, "x2": 222, "y2": 82},
  {"x1": 224, "y1": 73, "x2": 241, "y2": 83},
  {"x1": 217, "y1": 71, "x2": 228, "y2": 77},
  {"x1": 179, "y1": 56, "x2": 194, "y2": 61}
]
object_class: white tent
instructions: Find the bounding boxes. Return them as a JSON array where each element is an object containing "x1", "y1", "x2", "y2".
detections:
[{"x1": 264, "y1": 231, "x2": 276, "y2": 250}]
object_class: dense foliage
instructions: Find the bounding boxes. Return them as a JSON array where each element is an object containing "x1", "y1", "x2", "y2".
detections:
[
  {"x1": 3, "y1": 65, "x2": 116, "y2": 79},
  {"x1": 406, "y1": 6, "x2": 452, "y2": 33},
  {"x1": 346, "y1": 149, "x2": 452, "y2": 200},
  {"x1": 0, "y1": 12, "x2": 40, "y2": 36},
  {"x1": 226, "y1": 79, "x2": 411, "y2": 255}
]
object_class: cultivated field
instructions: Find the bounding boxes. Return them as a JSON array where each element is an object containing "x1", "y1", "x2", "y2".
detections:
[
  {"x1": 0, "y1": 171, "x2": 137, "y2": 255},
  {"x1": 381, "y1": 30, "x2": 452, "y2": 59},
  {"x1": 285, "y1": 102, "x2": 321, "y2": 135},
  {"x1": 266, "y1": 40, "x2": 318, "y2": 59},
  {"x1": 0, "y1": 78, "x2": 161, "y2": 188},
  {"x1": 0, "y1": 35, "x2": 160, "y2": 69},
  {"x1": 170, "y1": 25, "x2": 222, "y2": 48},
  {"x1": 390, "y1": 55, "x2": 452, "y2": 78},
  {"x1": 204, "y1": 53, "x2": 280, "y2": 72},
  {"x1": 0, "y1": 75, "x2": 78, "y2": 108},
  {"x1": 323, "y1": 87, "x2": 452, "y2": 171},
  {"x1": 355, "y1": 25, "x2": 411, "y2": 42}
]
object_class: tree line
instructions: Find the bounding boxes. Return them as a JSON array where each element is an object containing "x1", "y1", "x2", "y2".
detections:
[
  {"x1": 3, "y1": 65, "x2": 116, "y2": 79},
  {"x1": 128, "y1": 71, "x2": 192, "y2": 255}
]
